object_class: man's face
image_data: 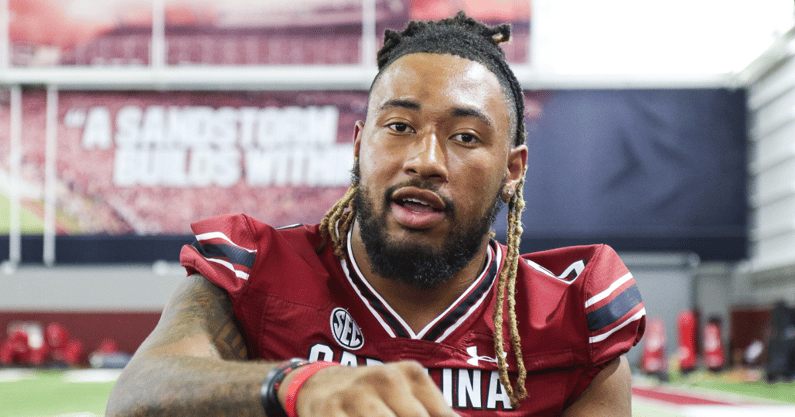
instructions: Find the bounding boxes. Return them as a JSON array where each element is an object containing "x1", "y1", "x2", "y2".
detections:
[{"x1": 353, "y1": 53, "x2": 527, "y2": 287}]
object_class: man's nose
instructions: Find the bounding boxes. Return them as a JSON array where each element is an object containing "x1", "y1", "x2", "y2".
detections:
[{"x1": 403, "y1": 132, "x2": 448, "y2": 182}]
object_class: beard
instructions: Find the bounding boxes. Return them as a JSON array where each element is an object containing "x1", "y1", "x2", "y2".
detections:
[{"x1": 353, "y1": 168, "x2": 504, "y2": 289}]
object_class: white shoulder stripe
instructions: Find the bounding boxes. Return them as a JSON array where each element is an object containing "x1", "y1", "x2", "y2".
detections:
[
  {"x1": 195, "y1": 231, "x2": 257, "y2": 253},
  {"x1": 585, "y1": 272, "x2": 633, "y2": 308},
  {"x1": 524, "y1": 259, "x2": 556, "y2": 278},
  {"x1": 525, "y1": 259, "x2": 585, "y2": 284},
  {"x1": 559, "y1": 260, "x2": 585, "y2": 282},
  {"x1": 206, "y1": 257, "x2": 250, "y2": 280},
  {"x1": 589, "y1": 308, "x2": 645, "y2": 343}
]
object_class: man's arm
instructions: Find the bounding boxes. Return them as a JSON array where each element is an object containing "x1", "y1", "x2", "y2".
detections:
[
  {"x1": 106, "y1": 274, "x2": 276, "y2": 416},
  {"x1": 106, "y1": 274, "x2": 457, "y2": 417},
  {"x1": 562, "y1": 356, "x2": 632, "y2": 417}
]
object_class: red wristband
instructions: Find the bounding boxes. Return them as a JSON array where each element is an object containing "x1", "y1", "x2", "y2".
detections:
[{"x1": 284, "y1": 361, "x2": 340, "y2": 417}]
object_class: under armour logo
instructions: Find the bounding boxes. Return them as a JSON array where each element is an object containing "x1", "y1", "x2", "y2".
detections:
[{"x1": 466, "y1": 346, "x2": 500, "y2": 366}]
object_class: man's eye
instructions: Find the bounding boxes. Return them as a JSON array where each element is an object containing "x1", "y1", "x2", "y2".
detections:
[
  {"x1": 388, "y1": 123, "x2": 414, "y2": 133},
  {"x1": 453, "y1": 133, "x2": 479, "y2": 144}
]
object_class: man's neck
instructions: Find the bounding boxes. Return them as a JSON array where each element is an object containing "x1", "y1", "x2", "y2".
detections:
[{"x1": 348, "y1": 222, "x2": 491, "y2": 334}]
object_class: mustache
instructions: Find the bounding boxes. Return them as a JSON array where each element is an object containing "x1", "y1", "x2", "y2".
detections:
[{"x1": 383, "y1": 179, "x2": 455, "y2": 216}]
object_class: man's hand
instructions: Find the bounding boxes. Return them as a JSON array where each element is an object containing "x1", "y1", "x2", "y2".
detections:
[{"x1": 287, "y1": 361, "x2": 459, "y2": 417}]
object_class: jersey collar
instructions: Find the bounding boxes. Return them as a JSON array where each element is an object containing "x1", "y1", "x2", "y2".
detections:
[{"x1": 340, "y1": 228, "x2": 501, "y2": 343}]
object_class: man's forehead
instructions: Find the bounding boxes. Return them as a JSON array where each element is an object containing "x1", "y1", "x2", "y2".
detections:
[
  {"x1": 367, "y1": 53, "x2": 509, "y2": 119},
  {"x1": 372, "y1": 53, "x2": 490, "y2": 89}
]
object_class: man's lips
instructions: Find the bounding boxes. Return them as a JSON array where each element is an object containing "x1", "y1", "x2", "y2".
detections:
[
  {"x1": 389, "y1": 187, "x2": 447, "y2": 229},
  {"x1": 390, "y1": 187, "x2": 446, "y2": 211}
]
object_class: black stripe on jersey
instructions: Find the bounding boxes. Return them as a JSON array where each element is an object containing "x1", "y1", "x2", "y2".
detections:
[
  {"x1": 422, "y1": 241, "x2": 499, "y2": 341},
  {"x1": 191, "y1": 241, "x2": 256, "y2": 269},
  {"x1": 348, "y1": 273, "x2": 411, "y2": 338},
  {"x1": 586, "y1": 284, "x2": 642, "y2": 331}
]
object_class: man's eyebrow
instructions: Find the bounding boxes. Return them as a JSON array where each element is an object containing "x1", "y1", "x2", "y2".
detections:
[
  {"x1": 379, "y1": 99, "x2": 421, "y2": 112},
  {"x1": 450, "y1": 106, "x2": 493, "y2": 127},
  {"x1": 378, "y1": 100, "x2": 493, "y2": 127}
]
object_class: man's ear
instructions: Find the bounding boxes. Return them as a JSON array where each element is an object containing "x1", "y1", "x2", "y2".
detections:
[
  {"x1": 505, "y1": 144, "x2": 528, "y2": 193},
  {"x1": 353, "y1": 121, "x2": 365, "y2": 159}
]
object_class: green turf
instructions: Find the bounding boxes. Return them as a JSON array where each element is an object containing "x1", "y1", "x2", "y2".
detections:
[
  {"x1": 0, "y1": 370, "x2": 115, "y2": 417},
  {"x1": 0, "y1": 193, "x2": 46, "y2": 234},
  {"x1": 666, "y1": 371, "x2": 795, "y2": 404},
  {"x1": 631, "y1": 400, "x2": 684, "y2": 417},
  {"x1": 2, "y1": 368, "x2": 793, "y2": 416},
  {"x1": 0, "y1": 368, "x2": 672, "y2": 417}
]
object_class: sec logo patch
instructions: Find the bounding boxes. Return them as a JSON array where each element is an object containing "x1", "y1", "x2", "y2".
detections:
[{"x1": 330, "y1": 307, "x2": 364, "y2": 350}]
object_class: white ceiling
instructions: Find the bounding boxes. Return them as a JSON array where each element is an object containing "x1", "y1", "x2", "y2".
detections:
[{"x1": 531, "y1": 0, "x2": 795, "y2": 75}]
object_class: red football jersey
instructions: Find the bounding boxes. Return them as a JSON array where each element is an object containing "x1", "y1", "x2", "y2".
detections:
[{"x1": 180, "y1": 214, "x2": 646, "y2": 416}]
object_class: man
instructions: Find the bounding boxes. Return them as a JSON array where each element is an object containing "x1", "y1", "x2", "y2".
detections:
[{"x1": 107, "y1": 13, "x2": 645, "y2": 416}]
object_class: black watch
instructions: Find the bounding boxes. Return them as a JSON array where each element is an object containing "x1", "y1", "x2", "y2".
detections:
[{"x1": 261, "y1": 358, "x2": 309, "y2": 417}]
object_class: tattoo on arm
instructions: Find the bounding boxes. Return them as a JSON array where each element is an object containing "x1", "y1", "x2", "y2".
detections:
[
  {"x1": 144, "y1": 274, "x2": 248, "y2": 360},
  {"x1": 210, "y1": 299, "x2": 248, "y2": 360},
  {"x1": 107, "y1": 274, "x2": 281, "y2": 416}
]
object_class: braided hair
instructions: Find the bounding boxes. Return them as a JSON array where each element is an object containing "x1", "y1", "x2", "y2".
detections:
[{"x1": 319, "y1": 11, "x2": 529, "y2": 408}]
